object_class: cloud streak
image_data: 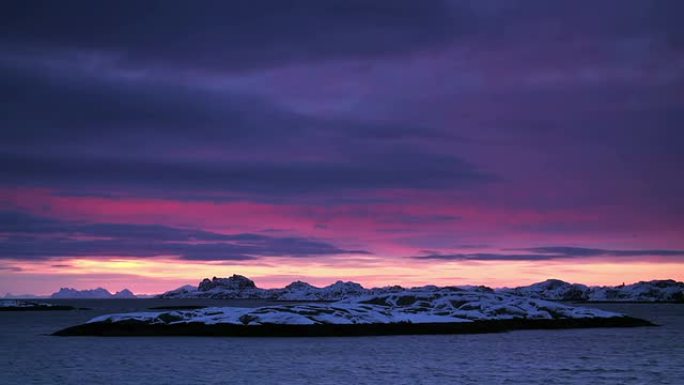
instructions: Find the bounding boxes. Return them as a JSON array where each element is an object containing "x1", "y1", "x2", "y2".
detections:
[
  {"x1": 1, "y1": 1, "x2": 684, "y2": 292},
  {"x1": 2, "y1": 1, "x2": 462, "y2": 71},
  {"x1": 515, "y1": 247, "x2": 684, "y2": 258},
  {"x1": 0, "y1": 59, "x2": 491, "y2": 202},
  {"x1": 0, "y1": 211, "x2": 368, "y2": 261},
  {"x1": 412, "y1": 247, "x2": 684, "y2": 262}
]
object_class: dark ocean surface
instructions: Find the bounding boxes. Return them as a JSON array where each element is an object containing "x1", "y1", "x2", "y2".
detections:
[{"x1": 1, "y1": 300, "x2": 682, "y2": 385}]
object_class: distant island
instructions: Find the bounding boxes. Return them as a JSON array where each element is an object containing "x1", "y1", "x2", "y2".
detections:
[
  {"x1": 0, "y1": 300, "x2": 78, "y2": 312},
  {"x1": 158, "y1": 275, "x2": 684, "y2": 303},
  {"x1": 2, "y1": 293, "x2": 45, "y2": 299},
  {"x1": 53, "y1": 274, "x2": 667, "y2": 337},
  {"x1": 502, "y1": 279, "x2": 684, "y2": 303},
  {"x1": 51, "y1": 288, "x2": 137, "y2": 299}
]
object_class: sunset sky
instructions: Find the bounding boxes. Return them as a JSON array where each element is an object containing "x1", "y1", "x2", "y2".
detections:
[{"x1": 2, "y1": 1, "x2": 684, "y2": 295}]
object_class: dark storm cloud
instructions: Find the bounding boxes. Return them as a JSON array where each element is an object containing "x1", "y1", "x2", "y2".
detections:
[
  {"x1": 412, "y1": 247, "x2": 684, "y2": 261},
  {"x1": 388, "y1": 214, "x2": 462, "y2": 225},
  {"x1": 0, "y1": 150, "x2": 490, "y2": 197},
  {"x1": 1, "y1": 0, "x2": 462, "y2": 71},
  {"x1": 0, "y1": 60, "x2": 459, "y2": 148},
  {"x1": 2, "y1": 1, "x2": 681, "y2": 204},
  {"x1": 411, "y1": 253, "x2": 559, "y2": 261},
  {"x1": 0, "y1": 62, "x2": 309, "y2": 147},
  {"x1": 4, "y1": 1, "x2": 682, "y2": 71},
  {"x1": 516, "y1": 247, "x2": 684, "y2": 258},
  {"x1": 0, "y1": 211, "x2": 246, "y2": 241},
  {"x1": 506, "y1": 0, "x2": 684, "y2": 43},
  {"x1": 1, "y1": 0, "x2": 682, "y2": 220},
  {"x1": 0, "y1": 211, "x2": 368, "y2": 261},
  {"x1": 0, "y1": 60, "x2": 491, "y2": 199}
]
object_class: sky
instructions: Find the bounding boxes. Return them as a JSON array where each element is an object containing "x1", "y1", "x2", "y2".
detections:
[{"x1": 2, "y1": 1, "x2": 684, "y2": 295}]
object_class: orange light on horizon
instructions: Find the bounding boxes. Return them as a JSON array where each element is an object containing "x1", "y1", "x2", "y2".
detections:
[{"x1": 2, "y1": 255, "x2": 683, "y2": 296}]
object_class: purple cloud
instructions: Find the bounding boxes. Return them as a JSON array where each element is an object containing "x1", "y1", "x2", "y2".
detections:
[{"x1": 0, "y1": 211, "x2": 368, "y2": 261}]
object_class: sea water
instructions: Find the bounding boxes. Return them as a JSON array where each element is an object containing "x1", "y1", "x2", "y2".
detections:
[{"x1": 1, "y1": 300, "x2": 682, "y2": 385}]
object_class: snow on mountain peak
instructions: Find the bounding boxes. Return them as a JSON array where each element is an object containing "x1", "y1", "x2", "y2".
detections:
[
  {"x1": 158, "y1": 275, "x2": 684, "y2": 303},
  {"x1": 198, "y1": 275, "x2": 257, "y2": 292},
  {"x1": 113, "y1": 289, "x2": 137, "y2": 298},
  {"x1": 159, "y1": 275, "x2": 369, "y2": 301},
  {"x1": 503, "y1": 279, "x2": 683, "y2": 302}
]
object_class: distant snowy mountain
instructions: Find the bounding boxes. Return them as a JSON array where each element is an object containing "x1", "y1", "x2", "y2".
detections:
[
  {"x1": 502, "y1": 279, "x2": 684, "y2": 302},
  {"x1": 50, "y1": 287, "x2": 138, "y2": 299},
  {"x1": 159, "y1": 275, "x2": 378, "y2": 301},
  {"x1": 159, "y1": 275, "x2": 684, "y2": 303},
  {"x1": 112, "y1": 289, "x2": 137, "y2": 298},
  {"x1": 159, "y1": 285, "x2": 197, "y2": 298},
  {"x1": 51, "y1": 288, "x2": 111, "y2": 299},
  {"x1": 270, "y1": 280, "x2": 370, "y2": 301},
  {"x1": 503, "y1": 279, "x2": 591, "y2": 301},
  {"x1": 588, "y1": 280, "x2": 684, "y2": 302},
  {"x1": 160, "y1": 275, "x2": 490, "y2": 301}
]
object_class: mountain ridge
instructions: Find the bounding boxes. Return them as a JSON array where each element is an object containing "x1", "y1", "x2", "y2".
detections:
[
  {"x1": 50, "y1": 287, "x2": 138, "y2": 299},
  {"x1": 158, "y1": 275, "x2": 684, "y2": 303}
]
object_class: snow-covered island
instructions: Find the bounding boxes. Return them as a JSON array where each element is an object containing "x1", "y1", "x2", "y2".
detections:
[
  {"x1": 0, "y1": 299, "x2": 77, "y2": 311},
  {"x1": 502, "y1": 279, "x2": 684, "y2": 303},
  {"x1": 54, "y1": 284, "x2": 653, "y2": 337},
  {"x1": 159, "y1": 275, "x2": 456, "y2": 301},
  {"x1": 158, "y1": 275, "x2": 684, "y2": 303},
  {"x1": 51, "y1": 288, "x2": 137, "y2": 299}
]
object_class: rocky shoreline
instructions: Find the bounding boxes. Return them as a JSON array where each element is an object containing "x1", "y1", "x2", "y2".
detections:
[
  {"x1": 53, "y1": 316, "x2": 654, "y2": 337},
  {"x1": 159, "y1": 275, "x2": 684, "y2": 303},
  {"x1": 0, "y1": 300, "x2": 78, "y2": 311},
  {"x1": 51, "y1": 285, "x2": 657, "y2": 337}
]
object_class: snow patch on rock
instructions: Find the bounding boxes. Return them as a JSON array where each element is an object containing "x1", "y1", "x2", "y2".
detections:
[
  {"x1": 501, "y1": 279, "x2": 684, "y2": 302},
  {"x1": 91, "y1": 286, "x2": 623, "y2": 326}
]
